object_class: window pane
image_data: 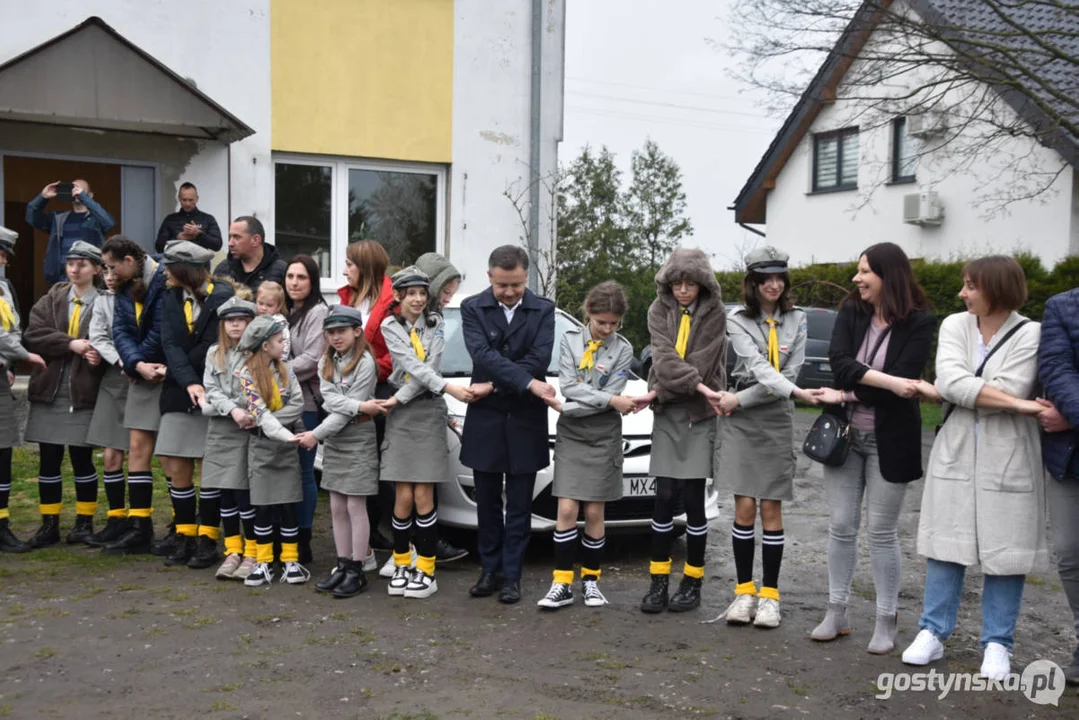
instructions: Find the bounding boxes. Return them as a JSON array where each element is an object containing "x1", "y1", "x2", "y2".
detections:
[
  {"x1": 348, "y1": 169, "x2": 437, "y2": 266},
  {"x1": 895, "y1": 119, "x2": 917, "y2": 178},
  {"x1": 815, "y1": 136, "x2": 838, "y2": 189},
  {"x1": 274, "y1": 163, "x2": 332, "y2": 278},
  {"x1": 839, "y1": 132, "x2": 859, "y2": 186}
]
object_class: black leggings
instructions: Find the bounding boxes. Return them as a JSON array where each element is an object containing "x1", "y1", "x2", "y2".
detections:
[{"x1": 650, "y1": 477, "x2": 708, "y2": 569}]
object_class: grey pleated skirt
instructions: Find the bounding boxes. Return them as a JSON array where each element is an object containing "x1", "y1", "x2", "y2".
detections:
[
  {"x1": 155, "y1": 411, "x2": 209, "y2": 458},
  {"x1": 24, "y1": 363, "x2": 94, "y2": 447},
  {"x1": 648, "y1": 403, "x2": 716, "y2": 480},
  {"x1": 380, "y1": 394, "x2": 450, "y2": 484},
  {"x1": 124, "y1": 379, "x2": 162, "y2": 431},
  {"x1": 553, "y1": 411, "x2": 624, "y2": 502},
  {"x1": 715, "y1": 398, "x2": 796, "y2": 501},
  {"x1": 86, "y1": 367, "x2": 130, "y2": 450},
  {"x1": 321, "y1": 420, "x2": 380, "y2": 496},
  {"x1": 201, "y1": 417, "x2": 250, "y2": 490},
  {"x1": 248, "y1": 432, "x2": 302, "y2": 505},
  {"x1": 0, "y1": 370, "x2": 17, "y2": 450}
]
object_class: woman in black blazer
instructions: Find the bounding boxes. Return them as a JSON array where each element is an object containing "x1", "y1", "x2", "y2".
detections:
[{"x1": 808, "y1": 242, "x2": 935, "y2": 655}]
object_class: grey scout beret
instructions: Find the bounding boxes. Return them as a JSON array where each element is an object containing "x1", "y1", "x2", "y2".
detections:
[
  {"x1": 0, "y1": 226, "x2": 16, "y2": 255},
  {"x1": 391, "y1": 265, "x2": 430, "y2": 291},
  {"x1": 238, "y1": 315, "x2": 285, "y2": 352},
  {"x1": 67, "y1": 240, "x2": 104, "y2": 265},
  {"x1": 323, "y1": 304, "x2": 364, "y2": 330},
  {"x1": 217, "y1": 296, "x2": 257, "y2": 319},
  {"x1": 745, "y1": 246, "x2": 789, "y2": 275},
  {"x1": 163, "y1": 239, "x2": 215, "y2": 267}
]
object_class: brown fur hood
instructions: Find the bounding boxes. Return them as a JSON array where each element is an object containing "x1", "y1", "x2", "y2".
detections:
[{"x1": 654, "y1": 248, "x2": 723, "y2": 311}]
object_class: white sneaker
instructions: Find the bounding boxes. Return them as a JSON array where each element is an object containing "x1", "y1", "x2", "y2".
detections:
[
  {"x1": 980, "y1": 642, "x2": 1011, "y2": 680},
  {"x1": 582, "y1": 579, "x2": 608, "y2": 608},
  {"x1": 902, "y1": 629, "x2": 945, "y2": 666},
  {"x1": 725, "y1": 593, "x2": 757, "y2": 625},
  {"x1": 387, "y1": 565, "x2": 413, "y2": 596},
  {"x1": 215, "y1": 553, "x2": 242, "y2": 580},
  {"x1": 362, "y1": 551, "x2": 378, "y2": 573},
  {"x1": 403, "y1": 570, "x2": 438, "y2": 599},
  {"x1": 537, "y1": 582, "x2": 573, "y2": 609},
  {"x1": 379, "y1": 548, "x2": 417, "y2": 579},
  {"x1": 280, "y1": 561, "x2": 311, "y2": 585},
  {"x1": 232, "y1": 556, "x2": 257, "y2": 581},
  {"x1": 243, "y1": 562, "x2": 273, "y2": 587},
  {"x1": 753, "y1": 597, "x2": 781, "y2": 628}
]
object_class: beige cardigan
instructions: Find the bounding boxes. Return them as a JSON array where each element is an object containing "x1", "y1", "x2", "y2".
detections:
[{"x1": 917, "y1": 311, "x2": 1048, "y2": 575}]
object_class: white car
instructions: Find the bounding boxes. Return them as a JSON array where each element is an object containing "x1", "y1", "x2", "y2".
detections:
[{"x1": 316, "y1": 301, "x2": 720, "y2": 534}]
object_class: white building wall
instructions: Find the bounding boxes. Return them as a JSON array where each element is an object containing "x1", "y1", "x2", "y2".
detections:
[{"x1": 450, "y1": 0, "x2": 566, "y2": 295}]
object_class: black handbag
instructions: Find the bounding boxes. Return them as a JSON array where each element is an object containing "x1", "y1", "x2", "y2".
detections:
[{"x1": 803, "y1": 325, "x2": 892, "y2": 467}]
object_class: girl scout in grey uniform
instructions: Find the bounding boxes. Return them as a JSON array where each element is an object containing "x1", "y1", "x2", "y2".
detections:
[
  {"x1": 235, "y1": 316, "x2": 307, "y2": 587},
  {"x1": 0, "y1": 227, "x2": 47, "y2": 553},
  {"x1": 201, "y1": 297, "x2": 258, "y2": 580},
  {"x1": 295, "y1": 305, "x2": 382, "y2": 598},
  {"x1": 378, "y1": 267, "x2": 474, "y2": 600},
  {"x1": 84, "y1": 261, "x2": 131, "y2": 547},
  {"x1": 23, "y1": 241, "x2": 105, "y2": 549},
  {"x1": 714, "y1": 247, "x2": 816, "y2": 629},
  {"x1": 538, "y1": 281, "x2": 637, "y2": 611}
]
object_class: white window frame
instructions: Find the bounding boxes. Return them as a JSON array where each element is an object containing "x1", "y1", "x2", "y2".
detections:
[{"x1": 271, "y1": 152, "x2": 447, "y2": 293}]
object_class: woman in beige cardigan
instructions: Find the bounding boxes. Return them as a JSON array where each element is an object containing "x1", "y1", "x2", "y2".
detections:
[{"x1": 903, "y1": 256, "x2": 1048, "y2": 680}]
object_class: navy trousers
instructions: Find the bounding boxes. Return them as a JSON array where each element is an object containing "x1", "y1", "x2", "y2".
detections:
[{"x1": 473, "y1": 470, "x2": 535, "y2": 581}]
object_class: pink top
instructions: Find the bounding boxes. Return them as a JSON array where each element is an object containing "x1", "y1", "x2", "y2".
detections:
[{"x1": 850, "y1": 320, "x2": 891, "y2": 432}]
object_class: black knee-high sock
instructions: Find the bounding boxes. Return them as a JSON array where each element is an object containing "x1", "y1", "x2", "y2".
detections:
[
  {"x1": 553, "y1": 527, "x2": 578, "y2": 573},
  {"x1": 279, "y1": 504, "x2": 299, "y2": 563},
  {"x1": 37, "y1": 443, "x2": 65, "y2": 516},
  {"x1": 70, "y1": 446, "x2": 98, "y2": 518},
  {"x1": 127, "y1": 471, "x2": 154, "y2": 518},
  {"x1": 391, "y1": 514, "x2": 412, "y2": 556},
  {"x1": 171, "y1": 486, "x2": 198, "y2": 537},
  {"x1": 683, "y1": 479, "x2": 707, "y2": 574},
  {"x1": 220, "y1": 490, "x2": 241, "y2": 556},
  {"x1": 732, "y1": 522, "x2": 756, "y2": 585},
  {"x1": 580, "y1": 533, "x2": 604, "y2": 579},
  {"x1": 253, "y1": 506, "x2": 274, "y2": 564},
  {"x1": 761, "y1": 528, "x2": 784, "y2": 590},
  {"x1": 198, "y1": 488, "x2": 221, "y2": 541},
  {"x1": 0, "y1": 447, "x2": 12, "y2": 520},
  {"x1": 649, "y1": 477, "x2": 677, "y2": 573},
  {"x1": 414, "y1": 509, "x2": 438, "y2": 576},
  {"x1": 103, "y1": 470, "x2": 126, "y2": 518},
  {"x1": 240, "y1": 501, "x2": 257, "y2": 559}
]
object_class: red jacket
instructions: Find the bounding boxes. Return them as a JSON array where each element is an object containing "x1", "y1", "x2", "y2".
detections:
[{"x1": 337, "y1": 275, "x2": 395, "y2": 381}]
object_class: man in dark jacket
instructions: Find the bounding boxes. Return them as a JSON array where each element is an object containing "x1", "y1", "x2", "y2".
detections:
[
  {"x1": 154, "y1": 183, "x2": 222, "y2": 253},
  {"x1": 26, "y1": 180, "x2": 115, "y2": 284},
  {"x1": 460, "y1": 245, "x2": 555, "y2": 604},
  {"x1": 1037, "y1": 287, "x2": 1079, "y2": 686},
  {"x1": 212, "y1": 216, "x2": 287, "y2": 293}
]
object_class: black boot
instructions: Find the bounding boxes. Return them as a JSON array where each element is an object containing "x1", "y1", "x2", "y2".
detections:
[
  {"x1": 0, "y1": 518, "x2": 31, "y2": 553},
  {"x1": 668, "y1": 575, "x2": 702, "y2": 613},
  {"x1": 27, "y1": 515, "x2": 61, "y2": 549},
  {"x1": 103, "y1": 517, "x2": 155, "y2": 555},
  {"x1": 86, "y1": 517, "x2": 128, "y2": 547},
  {"x1": 368, "y1": 528, "x2": 393, "y2": 551},
  {"x1": 299, "y1": 527, "x2": 313, "y2": 565},
  {"x1": 151, "y1": 523, "x2": 180, "y2": 557},
  {"x1": 316, "y1": 557, "x2": 349, "y2": 593},
  {"x1": 164, "y1": 535, "x2": 197, "y2": 566},
  {"x1": 640, "y1": 574, "x2": 669, "y2": 614},
  {"x1": 66, "y1": 515, "x2": 95, "y2": 545},
  {"x1": 435, "y1": 538, "x2": 468, "y2": 563},
  {"x1": 187, "y1": 535, "x2": 220, "y2": 569},
  {"x1": 332, "y1": 561, "x2": 368, "y2": 598}
]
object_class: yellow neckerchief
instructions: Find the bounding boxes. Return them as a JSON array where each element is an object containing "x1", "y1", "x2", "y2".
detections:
[
  {"x1": 578, "y1": 338, "x2": 603, "y2": 372},
  {"x1": 183, "y1": 281, "x2": 215, "y2": 334},
  {"x1": 765, "y1": 316, "x2": 780, "y2": 371},
  {"x1": 0, "y1": 296, "x2": 14, "y2": 332},
  {"x1": 134, "y1": 258, "x2": 158, "y2": 325},
  {"x1": 267, "y1": 376, "x2": 283, "y2": 412},
  {"x1": 68, "y1": 296, "x2": 84, "y2": 338},
  {"x1": 674, "y1": 306, "x2": 691, "y2": 359},
  {"x1": 404, "y1": 322, "x2": 426, "y2": 382}
]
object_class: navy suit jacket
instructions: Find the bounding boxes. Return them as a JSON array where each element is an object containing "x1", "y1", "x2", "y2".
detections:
[{"x1": 459, "y1": 287, "x2": 555, "y2": 475}]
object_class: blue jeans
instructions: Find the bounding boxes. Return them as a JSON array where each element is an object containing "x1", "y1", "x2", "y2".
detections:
[
  {"x1": 919, "y1": 558, "x2": 1026, "y2": 649},
  {"x1": 294, "y1": 410, "x2": 320, "y2": 529}
]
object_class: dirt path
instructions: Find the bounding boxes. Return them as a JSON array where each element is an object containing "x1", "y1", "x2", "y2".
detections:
[{"x1": 1, "y1": 415, "x2": 1076, "y2": 719}]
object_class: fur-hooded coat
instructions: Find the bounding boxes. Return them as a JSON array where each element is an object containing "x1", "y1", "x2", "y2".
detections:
[{"x1": 647, "y1": 247, "x2": 727, "y2": 422}]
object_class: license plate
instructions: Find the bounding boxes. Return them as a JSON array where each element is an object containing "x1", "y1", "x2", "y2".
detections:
[
  {"x1": 817, "y1": 362, "x2": 831, "y2": 372},
  {"x1": 623, "y1": 476, "x2": 656, "y2": 497}
]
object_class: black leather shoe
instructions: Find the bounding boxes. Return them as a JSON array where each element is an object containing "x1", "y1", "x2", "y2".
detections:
[
  {"x1": 187, "y1": 535, "x2": 220, "y2": 569},
  {"x1": 469, "y1": 571, "x2": 503, "y2": 597},
  {"x1": 151, "y1": 524, "x2": 180, "y2": 557},
  {"x1": 668, "y1": 576, "x2": 702, "y2": 612},
  {"x1": 434, "y1": 538, "x2": 468, "y2": 563},
  {"x1": 86, "y1": 517, "x2": 127, "y2": 547},
  {"x1": 498, "y1": 579, "x2": 522, "y2": 605},
  {"x1": 102, "y1": 517, "x2": 154, "y2": 555},
  {"x1": 0, "y1": 519, "x2": 31, "y2": 553},
  {"x1": 332, "y1": 562, "x2": 368, "y2": 598},
  {"x1": 299, "y1": 527, "x2": 313, "y2": 565},
  {"x1": 368, "y1": 528, "x2": 393, "y2": 551},
  {"x1": 640, "y1": 574, "x2": 670, "y2": 614},
  {"x1": 28, "y1": 515, "x2": 61, "y2": 549},
  {"x1": 316, "y1": 558, "x2": 349, "y2": 593},
  {"x1": 66, "y1": 515, "x2": 95, "y2": 545},
  {"x1": 164, "y1": 535, "x2": 197, "y2": 566}
]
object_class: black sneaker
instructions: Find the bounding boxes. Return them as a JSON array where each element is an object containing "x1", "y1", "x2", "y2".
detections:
[
  {"x1": 0, "y1": 519, "x2": 31, "y2": 553},
  {"x1": 537, "y1": 582, "x2": 573, "y2": 610},
  {"x1": 164, "y1": 535, "x2": 197, "y2": 567},
  {"x1": 86, "y1": 517, "x2": 128, "y2": 547},
  {"x1": 187, "y1": 536, "x2": 220, "y2": 569},
  {"x1": 151, "y1": 525, "x2": 181, "y2": 557},
  {"x1": 434, "y1": 538, "x2": 468, "y2": 563},
  {"x1": 640, "y1": 574, "x2": 669, "y2": 614},
  {"x1": 65, "y1": 515, "x2": 95, "y2": 545},
  {"x1": 668, "y1": 576, "x2": 702, "y2": 613}
]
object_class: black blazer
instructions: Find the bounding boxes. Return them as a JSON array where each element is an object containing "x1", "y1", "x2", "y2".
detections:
[
  {"x1": 159, "y1": 282, "x2": 235, "y2": 415},
  {"x1": 824, "y1": 304, "x2": 936, "y2": 483},
  {"x1": 459, "y1": 287, "x2": 556, "y2": 475}
]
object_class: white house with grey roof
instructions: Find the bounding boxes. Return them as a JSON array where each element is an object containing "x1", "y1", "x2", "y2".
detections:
[{"x1": 732, "y1": 0, "x2": 1079, "y2": 267}]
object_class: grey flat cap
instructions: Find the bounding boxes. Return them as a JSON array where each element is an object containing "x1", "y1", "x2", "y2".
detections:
[
  {"x1": 745, "y1": 246, "x2": 789, "y2": 275},
  {"x1": 216, "y1": 296, "x2": 257, "y2": 319},
  {"x1": 67, "y1": 240, "x2": 104, "y2": 265},
  {"x1": 0, "y1": 226, "x2": 16, "y2": 256},
  {"x1": 323, "y1": 304, "x2": 364, "y2": 330},
  {"x1": 238, "y1": 315, "x2": 285, "y2": 352},
  {"x1": 163, "y1": 239, "x2": 215, "y2": 267},
  {"x1": 390, "y1": 265, "x2": 430, "y2": 291}
]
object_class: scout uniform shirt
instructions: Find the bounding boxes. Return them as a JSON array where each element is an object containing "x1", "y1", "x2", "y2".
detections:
[
  {"x1": 312, "y1": 348, "x2": 378, "y2": 441},
  {"x1": 725, "y1": 305, "x2": 807, "y2": 408},
  {"x1": 381, "y1": 314, "x2": 447, "y2": 402},
  {"x1": 558, "y1": 326, "x2": 634, "y2": 417}
]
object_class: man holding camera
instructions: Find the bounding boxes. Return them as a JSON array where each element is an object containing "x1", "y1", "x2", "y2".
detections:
[{"x1": 26, "y1": 179, "x2": 116, "y2": 284}]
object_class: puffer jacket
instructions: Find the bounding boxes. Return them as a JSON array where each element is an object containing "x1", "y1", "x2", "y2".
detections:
[
  {"x1": 113, "y1": 258, "x2": 168, "y2": 376},
  {"x1": 1038, "y1": 288, "x2": 1079, "y2": 480}
]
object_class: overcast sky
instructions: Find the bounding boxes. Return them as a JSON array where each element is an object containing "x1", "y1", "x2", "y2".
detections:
[{"x1": 560, "y1": 0, "x2": 785, "y2": 270}]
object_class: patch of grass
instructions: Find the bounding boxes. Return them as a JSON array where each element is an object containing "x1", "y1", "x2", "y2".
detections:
[
  {"x1": 350, "y1": 626, "x2": 377, "y2": 644},
  {"x1": 30, "y1": 607, "x2": 70, "y2": 619},
  {"x1": 206, "y1": 683, "x2": 240, "y2": 693},
  {"x1": 787, "y1": 680, "x2": 809, "y2": 697},
  {"x1": 116, "y1": 583, "x2": 146, "y2": 592},
  {"x1": 6, "y1": 604, "x2": 25, "y2": 616},
  {"x1": 182, "y1": 616, "x2": 219, "y2": 629},
  {"x1": 159, "y1": 589, "x2": 190, "y2": 602},
  {"x1": 395, "y1": 608, "x2": 442, "y2": 620},
  {"x1": 329, "y1": 611, "x2": 351, "y2": 622},
  {"x1": 304, "y1": 635, "x2": 342, "y2": 647},
  {"x1": 108, "y1": 607, "x2": 141, "y2": 620},
  {"x1": 70, "y1": 585, "x2": 104, "y2": 601},
  {"x1": 0, "y1": 705, "x2": 11, "y2": 717},
  {"x1": 1026, "y1": 576, "x2": 1047, "y2": 587},
  {"x1": 35, "y1": 647, "x2": 57, "y2": 660},
  {"x1": 209, "y1": 701, "x2": 238, "y2": 712}
]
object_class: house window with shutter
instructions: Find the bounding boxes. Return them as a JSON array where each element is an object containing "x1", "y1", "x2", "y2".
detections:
[
  {"x1": 812, "y1": 128, "x2": 859, "y2": 192},
  {"x1": 891, "y1": 117, "x2": 917, "y2": 183}
]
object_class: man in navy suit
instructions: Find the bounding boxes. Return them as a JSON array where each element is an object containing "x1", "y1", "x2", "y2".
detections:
[{"x1": 460, "y1": 245, "x2": 556, "y2": 604}]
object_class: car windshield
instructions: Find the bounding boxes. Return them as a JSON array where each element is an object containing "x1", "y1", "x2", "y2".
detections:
[
  {"x1": 805, "y1": 309, "x2": 837, "y2": 340},
  {"x1": 440, "y1": 307, "x2": 581, "y2": 377}
]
